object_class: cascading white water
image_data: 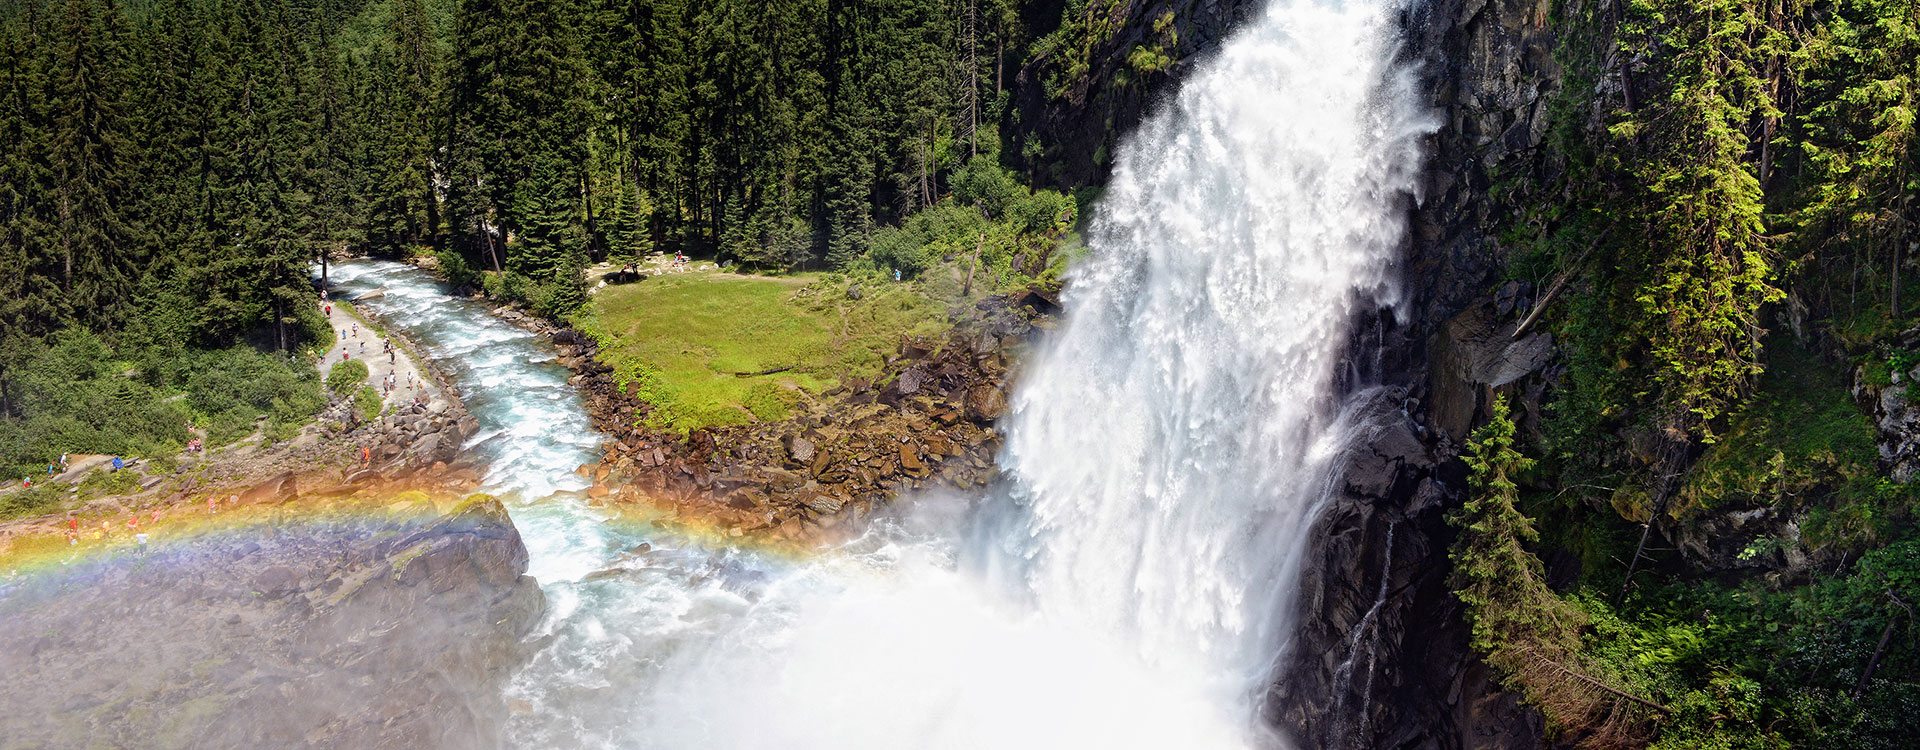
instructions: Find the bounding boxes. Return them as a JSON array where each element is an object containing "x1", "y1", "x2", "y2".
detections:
[
  {"x1": 998, "y1": 0, "x2": 1434, "y2": 710},
  {"x1": 328, "y1": 0, "x2": 1429, "y2": 746}
]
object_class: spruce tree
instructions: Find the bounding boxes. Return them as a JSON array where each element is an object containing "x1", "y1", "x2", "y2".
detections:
[{"x1": 46, "y1": 0, "x2": 137, "y2": 332}]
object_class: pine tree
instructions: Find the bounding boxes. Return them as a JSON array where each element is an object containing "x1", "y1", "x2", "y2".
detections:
[
  {"x1": 603, "y1": 173, "x2": 653, "y2": 263},
  {"x1": 46, "y1": 0, "x2": 138, "y2": 332},
  {"x1": 1451, "y1": 395, "x2": 1657, "y2": 740}
]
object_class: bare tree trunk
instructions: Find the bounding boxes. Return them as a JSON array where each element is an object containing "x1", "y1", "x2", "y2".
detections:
[
  {"x1": 582, "y1": 173, "x2": 600, "y2": 262},
  {"x1": 1758, "y1": 0, "x2": 1781, "y2": 185},
  {"x1": 1852, "y1": 590, "x2": 1912, "y2": 698},
  {"x1": 963, "y1": 233, "x2": 984, "y2": 297},
  {"x1": 922, "y1": 118, "x2": 936, "y2": 207},
  {"x1": 966, "y1": 0, "x2": 978, "y2": 158},
  {"x1": 1892, "y1": 240, "x2": 1902, "y2": 323},
  {"x1": 489, "y1": 226, "x2": 504, "y2": 273}
]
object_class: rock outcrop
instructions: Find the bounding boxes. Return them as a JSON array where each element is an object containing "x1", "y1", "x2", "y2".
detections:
[
  {"x1": 558, "y1": 296, "x2": 1042, "y2": 540},
  {"x1": 0, "y1": 493, "x2": 543, "y2": 750}
]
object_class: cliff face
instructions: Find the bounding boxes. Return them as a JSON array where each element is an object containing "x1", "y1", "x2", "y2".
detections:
[
  {"x1": 1265, "y1": 0, "x2": 1568, "y2": 745},
  {"x1": 0, "y1": 495, "x2": 544, "y2": 750}
]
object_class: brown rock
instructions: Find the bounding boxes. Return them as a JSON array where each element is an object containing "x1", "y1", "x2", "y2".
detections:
[
  {"x1": 899, "y1": 444, "x2": 925, "y2": 473},
  {"x1": 785, "y1": 435, "x2": 816, "y2": 464},
  {"x1": 802, "y1": 492, "x2": 844, "y2": 515},
  {"x1": 964, "y1": 385, "x2": 1008, "y2": 423}
]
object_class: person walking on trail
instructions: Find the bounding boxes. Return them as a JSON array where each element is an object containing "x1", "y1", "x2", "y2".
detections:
[{"x1": 361, "y1": 445, "x2": 372, "y2": 468}]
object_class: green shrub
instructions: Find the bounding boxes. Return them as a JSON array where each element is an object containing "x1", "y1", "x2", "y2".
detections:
[
  {"x1": 0, "y1": 330, "x2": 192, "y2": 478},
  {"x1": 436, "y1": 249, "x2": 481, "y2": 291},
  {"x1": 353, "y1": 386, "x2": 383, "y2": 423},
  {"x1": 951, "y1": 156, "x2": 1024, "y2": 218},
  {"x1": 77, "y1": 467, "x2": 143, "y2": 501},
  {"x1": 327, "y1": 359, "x2": 370, "y2": 394},
  {"x1": 0, "y1": 481, "x2": 70, "y2": 520},
  {"x1": 482, "y1": 271, "x2": 530, "y2": 302},
  {"x1": 1010, "y1": 189, "x2": 1076, "y2": 234}
]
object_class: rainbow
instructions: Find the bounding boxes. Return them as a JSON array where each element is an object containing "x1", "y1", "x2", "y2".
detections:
[{"x1": 0, "y1": 483, "x2": 828, "y2": 585}]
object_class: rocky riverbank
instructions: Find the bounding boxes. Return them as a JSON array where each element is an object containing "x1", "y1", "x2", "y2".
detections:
[
  {"x1": 526, "y1": 292, "x2": 1052, "y2": 541},
  {"x1": 0, "y1": 290, "x2": 484, "y2": 550}
]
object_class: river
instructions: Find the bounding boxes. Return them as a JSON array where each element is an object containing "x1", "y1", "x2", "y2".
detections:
[{"x1": 325, "y1": 0, "x2": 1428, "y2": 745}]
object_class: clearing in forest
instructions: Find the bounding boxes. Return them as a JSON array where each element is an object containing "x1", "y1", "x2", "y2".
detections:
[{"x1": 576, "y1": 270, "x2": 950, "y2": 434}]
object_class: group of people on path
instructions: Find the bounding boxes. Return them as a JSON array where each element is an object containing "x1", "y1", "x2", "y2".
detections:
[{"x1": 19, "y1": 453, "x2": 125, "y2": 490}]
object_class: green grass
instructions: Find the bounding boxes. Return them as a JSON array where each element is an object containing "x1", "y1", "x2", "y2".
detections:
[{"x1": 574, "y1": 270, "x2": 950, "y2": 434}]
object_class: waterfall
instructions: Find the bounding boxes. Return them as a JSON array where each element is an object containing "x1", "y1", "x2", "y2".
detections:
[
  {"x1": 609, "y1": 1, "x2": 1433, "y2": 747},
  {"x1": 340, "y1": 0, "x2": 1433, "y2": 746},
  {"x1": 999, "y1": 0, "x2": 1432, "y2": 709}
]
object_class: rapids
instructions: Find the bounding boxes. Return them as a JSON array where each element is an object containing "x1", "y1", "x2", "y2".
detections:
[{"x1": 326, "y1": 0, "x2": 1429, "y2": 745}]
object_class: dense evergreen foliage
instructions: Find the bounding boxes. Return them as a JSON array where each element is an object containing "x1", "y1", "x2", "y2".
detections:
[
  {"x1": 1470, "y1": 0, "x2": 1920, "y2": 745},
  {"x1": 0, "y1": 0, "x2": 1082, "y2": 480}
]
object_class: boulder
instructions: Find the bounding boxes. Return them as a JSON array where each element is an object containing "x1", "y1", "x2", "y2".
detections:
[
  {"x1": 784, "y1": 435, "x2": 816, "y2": 465},
  {"x1": 964, "y1": 385, "x2": 1008, "y2": 423},
  {"x1": 0, "y1": 495, "x2": 543, "y2": 750}
]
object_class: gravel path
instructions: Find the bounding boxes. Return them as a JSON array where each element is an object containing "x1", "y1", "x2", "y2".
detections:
[{"x1": 319, "y1": 291, "x2": 447, "y2": 411}]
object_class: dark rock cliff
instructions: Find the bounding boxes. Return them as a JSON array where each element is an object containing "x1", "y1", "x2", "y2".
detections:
[
  {"x1": 1264, "y1": 0, "x2": 1568, "y2": 746},
  {"x1": 0, "y1": 495, "x2": 544, "y2": 750}
]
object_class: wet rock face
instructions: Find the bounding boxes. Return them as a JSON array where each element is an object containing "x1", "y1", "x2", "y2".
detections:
[
  {"x1": 0, "y1": 497, "x2": 544, "y2": 750},
  {"x1": 1858, "y1": 362, "x2": 1920, "y2": 483},
  {"x1": 1264, "y1": 0, "x2": 1570, "y2": 746}
]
